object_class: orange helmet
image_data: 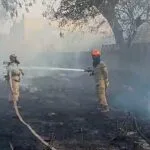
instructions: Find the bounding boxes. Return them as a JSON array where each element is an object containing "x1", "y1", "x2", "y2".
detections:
[{"x1": 91, "y1": 49, "x2": 101, "y2": 57}]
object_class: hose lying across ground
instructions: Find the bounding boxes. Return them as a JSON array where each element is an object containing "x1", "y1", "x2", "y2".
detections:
[
  {"x1": 8, "y1": 73, "x2": 56, "y2": 150},
  {"x1": 13, "y1": 101, "x2": 57, "y2": 150},
  {"x1": 13, "y1": 100, "x2": 150, "y2": 150},
  {"x1": 9, "y1": 142, "x2": 14, "y2": 150}
]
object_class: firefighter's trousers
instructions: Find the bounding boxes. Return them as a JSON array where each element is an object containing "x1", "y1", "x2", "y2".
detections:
[
  {"x1": 96, "y1": 79, "x2": 108, "y2": 106},
  {"x1": 9, "y1": 76, "x2": 20, "y2": 102}
]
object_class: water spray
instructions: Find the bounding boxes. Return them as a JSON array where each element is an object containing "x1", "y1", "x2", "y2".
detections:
[
  {"x1": 20, "y1": 66, "x2": 85, "y2": 72},
  {"x1": 1, "y1": 63, "x2": 92, "y2": 80},
  {"x1": 2, "y1": 61, "x2": 90, "y2": 72}
]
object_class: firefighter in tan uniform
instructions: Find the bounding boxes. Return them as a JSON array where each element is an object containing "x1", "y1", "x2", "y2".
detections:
[
  {"x1": 6, "y1": 54, "x2": 24, "y2": 103},
  {"x1": 91, "y1": 49, "x2": 109, "y2": 112}
]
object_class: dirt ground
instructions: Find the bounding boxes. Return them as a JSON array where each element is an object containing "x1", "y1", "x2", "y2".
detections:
[{"x1": 0, "y1": 70, "x2": 150, "y2": 150}]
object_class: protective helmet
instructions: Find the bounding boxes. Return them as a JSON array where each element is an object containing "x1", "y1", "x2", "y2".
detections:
[
  {"x1": 91, "y1": 49, "x2": 101, "y2": 57},
  {"x1": 9, "y1": 54, "x2": 17, "y2": 61}
]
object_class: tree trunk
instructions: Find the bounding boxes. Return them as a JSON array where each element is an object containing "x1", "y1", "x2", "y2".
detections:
[
  {"x1": 100, "y1": 1, "x2": 126, "y2": 50},
  {"x1": 104, "y1": 15, "x2": 126, "y2": 50},
  {"x1": 110, "y1": 18, "x2": 125, "y2": 49}
]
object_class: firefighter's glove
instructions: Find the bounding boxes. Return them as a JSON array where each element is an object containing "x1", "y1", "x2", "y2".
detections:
[{"x1": 90, "y1": 71, "x2": 94, "y2": 76}]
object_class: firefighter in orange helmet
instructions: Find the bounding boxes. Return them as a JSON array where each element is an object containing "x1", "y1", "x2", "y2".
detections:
[{"x1": 91, "y1": 49, "x2": 109, "y2": 112}]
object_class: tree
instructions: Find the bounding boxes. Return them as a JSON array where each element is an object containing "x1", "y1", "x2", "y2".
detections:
[
  {"x1": 43, "y1": 0, "x2": 119, "y2": 44},
  {"x1": 1, "y1": 0, "x2": 150, "y2": 49},
  {"x1": 115, "y1": 0, "x2": 150, "y2": 47},
  {"x1": 43, "y1": 0, "x2": 150, "y2": 49},
  {"x1": 42, "y1": 0, "x2": 127, "y2": 48},
  {"x1": 1, "y1": 0, "x2": 36, "y2": 19}
]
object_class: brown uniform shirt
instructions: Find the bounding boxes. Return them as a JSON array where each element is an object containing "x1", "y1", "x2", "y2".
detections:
[{"x1": 93, "y1": 61, "x2": 108, "y2": 85}]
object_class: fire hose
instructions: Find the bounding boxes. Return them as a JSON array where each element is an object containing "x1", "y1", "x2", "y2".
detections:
[
  {"x1": 9, "y1": 142, "x2": 14, "y2": 150},
  {"x1": 8, "y1": 72, "x2": 57, "y2": 150},
  {"x1": 4, "y1": 65, "x2": 89, "y2": 150},
  {"x1": 13, "y1": 101, "x2": 57, "y2": 150},
  {"x1": 11, "y1": 96, "x2": 150, "y2": 149}
]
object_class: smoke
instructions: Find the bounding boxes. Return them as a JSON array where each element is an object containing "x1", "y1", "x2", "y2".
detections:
[
  {"x1": 0, "y1": 14, "x2": 149, "y2": 117},
  {"x1": 0, "y1": 0, "x2": 115, "y2": 77},
  {"x1": 0, "y1": 15, "x2": 112, "y2": 94},
  {"x1": 0, "y1": 19, "x2": 106, "y2": 59},
  {"x1": 0, "y1": 0, "x2": 117, "y2": 112},
  {"x1": 0, "y1": 16, "x2": 110, "y2": 78}
]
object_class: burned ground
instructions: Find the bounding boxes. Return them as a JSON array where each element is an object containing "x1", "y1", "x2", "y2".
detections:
[{"x1": 0, "y1": 70, "x2": 150, "y2": 150}]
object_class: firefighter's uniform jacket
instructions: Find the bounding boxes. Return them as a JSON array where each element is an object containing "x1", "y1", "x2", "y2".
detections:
[
  {"x1": 93, "y1": 61, "x2": 109, "y2": 108},
  {"x1": 7, "y1": 62, "x2": 23, "y2": 102}
]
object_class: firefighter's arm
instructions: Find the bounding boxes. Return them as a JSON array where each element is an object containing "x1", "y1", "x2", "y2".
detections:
[
  {"x1": 9, "y1": 72, "x2": 13, "y2": 94},
  {"x1": 103, "y1": 65, "x2": 109, "y2": 88},
  {"x1": 19, "y1": 68, "x2": 24, "y2": 76},
  {"x1": 84, "y1": 67, "x2": 94, "y2": 76}
]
